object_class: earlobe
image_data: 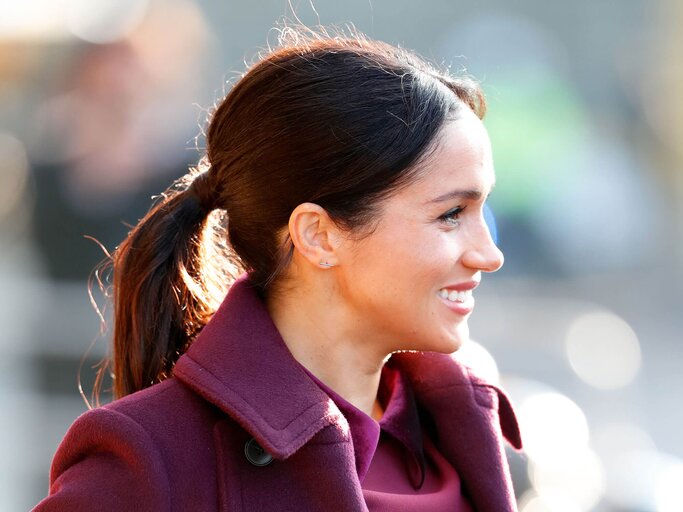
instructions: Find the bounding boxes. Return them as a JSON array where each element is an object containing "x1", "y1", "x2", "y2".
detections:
[{"x1": 288, "y1": 203, "x2": 339, "y2": 268}]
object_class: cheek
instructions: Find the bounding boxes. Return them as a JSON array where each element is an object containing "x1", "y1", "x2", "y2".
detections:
[
  {"x1": 345, "y1": 223, "x2": 457, "y2": 300},
  {"x1": 376, "y1": 239, "x2": 454, "y2": 312},
  {"x1": 344, "y1": 238, "x2": 412, "y2": 306},
  {"x1": 405, "y1": 233, "x2": 458, "y2": 278}
]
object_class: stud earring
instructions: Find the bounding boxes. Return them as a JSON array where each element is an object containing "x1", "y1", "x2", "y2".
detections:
[{"x1": 319, "y1": 261, "x2": 335, "y2": 268}]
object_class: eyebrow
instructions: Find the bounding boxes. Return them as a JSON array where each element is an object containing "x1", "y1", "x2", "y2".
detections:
[
  {"x1": 425, "y1": 180, "x2": 496, "y2": 205},
  {"x1": 425, "y1": 188, "x2": 484, "y2": 204}
]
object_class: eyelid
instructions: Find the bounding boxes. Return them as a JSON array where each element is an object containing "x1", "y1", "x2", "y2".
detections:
[
  {"x1": 442, "y1": 205, "x2": 464, "y2": 216},
  {"x1": 438, "y1": 205, "x2": 465, "y2": 225}
]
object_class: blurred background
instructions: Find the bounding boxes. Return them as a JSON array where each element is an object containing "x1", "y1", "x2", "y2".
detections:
[{"x1": 1, "y1": 0, "x2": 681, "y2": 510}]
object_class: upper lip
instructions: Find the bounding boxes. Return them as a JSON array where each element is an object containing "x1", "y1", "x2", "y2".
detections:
[{"x1": 439, "y1": 280, "x2": 480, "y2": 292}]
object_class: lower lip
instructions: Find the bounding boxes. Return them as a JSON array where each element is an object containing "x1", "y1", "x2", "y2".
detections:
[{"x1": 438, "y1": 294, "x2": 474, "y2": 315}]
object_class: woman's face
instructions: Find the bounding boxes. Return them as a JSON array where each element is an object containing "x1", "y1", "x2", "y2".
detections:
[{"x1": 334, "y1": 108, "x2": 503, "y2": 356}]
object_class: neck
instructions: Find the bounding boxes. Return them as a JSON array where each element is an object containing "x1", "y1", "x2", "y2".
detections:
[{"x1": 266, "y1": 277, "x2": 388, "y2": 419}]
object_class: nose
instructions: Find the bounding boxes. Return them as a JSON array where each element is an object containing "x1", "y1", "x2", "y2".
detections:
[{"x1": 461, "y1": 218, "x2": 504, "y2": 273}]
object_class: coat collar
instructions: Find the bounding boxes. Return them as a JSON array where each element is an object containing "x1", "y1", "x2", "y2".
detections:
[
  {"x1": 391, "y1": 351, "x2": 522, "y2": 510},
  {"x1": 391, "y1": 351, "x2": 522, "y2": 450},
  {"x1": 174, "y1": 274, "x2": 522, "y2": 466},
  {"x1": 174, "y1": 274, "x2": 347, "y2": 460}
]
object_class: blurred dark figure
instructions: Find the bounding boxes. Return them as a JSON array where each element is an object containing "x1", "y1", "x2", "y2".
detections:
[{"x1": 30, "y1": 34, "x2": 204, "y2": 280}]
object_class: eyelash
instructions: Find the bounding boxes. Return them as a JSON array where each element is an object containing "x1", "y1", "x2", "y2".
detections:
[{"x1": 439, "y1": 206, "x2": 466, "y2": 226}]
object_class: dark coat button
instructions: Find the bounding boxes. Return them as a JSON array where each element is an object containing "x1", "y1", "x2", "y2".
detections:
[{"x1": 244, "y1": 438, "x2": 273, "y2": 467}]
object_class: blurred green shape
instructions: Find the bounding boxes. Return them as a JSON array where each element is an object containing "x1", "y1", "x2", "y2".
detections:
[{"x1": 484, "y1": 73, "x2": 587, "y2": 218}]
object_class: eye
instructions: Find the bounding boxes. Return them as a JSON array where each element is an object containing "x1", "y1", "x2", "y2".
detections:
[{"x1": 439, "y1": 206, "x2": 465, "y2": 227}]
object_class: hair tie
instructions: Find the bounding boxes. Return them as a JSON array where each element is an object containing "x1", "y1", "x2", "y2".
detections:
[{"x1": 187, "y1": 171, "x2": 217, "y2": 214}]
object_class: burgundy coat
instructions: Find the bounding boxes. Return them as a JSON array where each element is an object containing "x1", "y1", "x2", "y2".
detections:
[{"x1": 34, "y1": 277, "x2": 522, "y2": 511}]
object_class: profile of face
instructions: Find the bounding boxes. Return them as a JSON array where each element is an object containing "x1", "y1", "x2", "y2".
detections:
[{"x1": 331, "y1": 107, "x2": 503, "y2": 357}]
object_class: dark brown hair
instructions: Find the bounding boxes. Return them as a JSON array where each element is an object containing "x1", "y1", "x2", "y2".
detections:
[{"x1": 100, "y1": 27, "x2": 487, "y2": 399}]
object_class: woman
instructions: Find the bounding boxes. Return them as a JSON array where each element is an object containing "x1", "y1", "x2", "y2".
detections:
[{"x1": 35, "y1": 28, "x2": 522, "y2": 511}]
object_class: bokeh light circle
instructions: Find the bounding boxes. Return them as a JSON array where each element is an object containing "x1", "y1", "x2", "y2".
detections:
[
  {"x1": 656, "y1": 462, "x2": 683, "y2": 512},
  {"x1": 66, "y1": 0, "x2": 149, "y2": 44},
  {"x1": 528, "y1": 446, "x2": 605, "y2": 510},
  {"x1": 518, "y1": 391, "x2": 589, "y2": 466},
  {"x1": 452, "y1": 338, "x2": 500, "y2": 385},
  {"x1": 518, "y1": 490, "x2": 583, "y2": 512},
  {"x1": 565, "y1": 311, "x2": 641, "y2": 389}
]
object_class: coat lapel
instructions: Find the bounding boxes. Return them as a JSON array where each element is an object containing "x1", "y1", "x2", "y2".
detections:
[{"x1": 393, "y1": 351, "x2": 522, "y2": 512}]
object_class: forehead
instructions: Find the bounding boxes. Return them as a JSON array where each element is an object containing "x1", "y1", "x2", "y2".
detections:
[{"x1": 399, "y1": 112, "x2": 495, "y2": 201}]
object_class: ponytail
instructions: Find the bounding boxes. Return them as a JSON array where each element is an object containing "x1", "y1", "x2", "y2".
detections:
[{"x1": 100, "y1": 169, "x2": 237, "y2": 399}]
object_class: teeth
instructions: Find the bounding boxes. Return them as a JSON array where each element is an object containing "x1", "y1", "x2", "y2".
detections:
[{"x1": 439, "y1": 289, "x2": 471, "y2": 303}]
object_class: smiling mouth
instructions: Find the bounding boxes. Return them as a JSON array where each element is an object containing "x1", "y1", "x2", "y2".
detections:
[{"x1": 438, "y1": 288, "x2": 472, "y2": 303}]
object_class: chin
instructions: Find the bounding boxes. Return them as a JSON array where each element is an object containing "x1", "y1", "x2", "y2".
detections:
[
  {"x1": 427, "y1": 324, "x2": 469, "y2": 354},
  {"x1": 393, "y1": 319, "x2": 470, "y2": 354}
]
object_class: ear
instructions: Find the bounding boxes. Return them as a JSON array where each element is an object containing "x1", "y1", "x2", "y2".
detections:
[{"x1": 288, "y1": 203, "x2": 342, "y2": 269}]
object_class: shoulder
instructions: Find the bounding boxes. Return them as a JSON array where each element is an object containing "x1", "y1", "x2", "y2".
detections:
[
  {"x1": 34, "y1": 378, "x2": 225, "y2": 511},
  {"x1": 105, "y1": 378, "x2": 227, "y2": 468},
  {"x1": 34, "y1": 402, "x2": 171, "y2": 512},
  {"x1": 104, "y1": 376, "x2": 221, "y2": 434}
]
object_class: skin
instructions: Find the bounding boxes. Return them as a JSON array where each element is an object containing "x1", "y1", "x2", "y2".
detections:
[{"x1": 266, "y1": 106, "x2": 503, "y2": 420}]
